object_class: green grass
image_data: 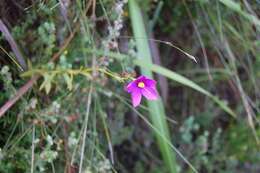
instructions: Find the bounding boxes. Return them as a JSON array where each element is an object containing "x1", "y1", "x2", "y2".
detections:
[
  {"x1": 0, "y1": 0, "x2": 259, "y2": 172},
  {"x1": 129, "y1": 0, "x2": 178, "y2": 172}
]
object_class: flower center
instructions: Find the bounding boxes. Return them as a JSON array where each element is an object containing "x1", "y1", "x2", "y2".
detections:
[{"x1": 137, "y1": 82, "x2": 145, "y2": 88}]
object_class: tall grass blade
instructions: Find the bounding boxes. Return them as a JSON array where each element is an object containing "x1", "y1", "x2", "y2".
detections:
[
  {"x1": 85, "y1": 48, "x2": 236, "y2": 118},
  {"x1": 0, "y1": 20, "x2": 27, "y2": 70},
  {"x1": 128, "y1": 1, "x2": 178, "y2": 172},
  {"x1": 134, "y1": 59, "x2": 236, "y2": 118},
  {"x1": 219, "y1": 0, "x2": 260, "y2": 28}
]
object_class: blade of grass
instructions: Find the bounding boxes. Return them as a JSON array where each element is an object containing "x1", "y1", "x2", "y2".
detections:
[
  {"x1": 79, "y1": 85, "x2": 93, "y2": 173},
  {"x1": 0, "y1": 19, "x2": 27, "y2": 70},
  {"x1": 31, "y1": 125, "x2": 35, "y2": 173},
  {"x1": 107, "y1": 89, "x2": 198, "y2": 173},
  {"x1": 96, "y1": 97, "x2": 115, "y2": 164},
  {"x1": 134, "y1": 59, "x2": 236, "y2": 118},
  {"x1": 0, "y1": 46, "x2": 24, "y2": 71},
  {"x1": 219, "y1": 0, "x2": 260, "y2": 28},
  {"x1": 128, "y1": 1, "x2": 178, "y2": 173},
  {"x1": 85, "y1": 48, "x2": 236, "y2": 118}
]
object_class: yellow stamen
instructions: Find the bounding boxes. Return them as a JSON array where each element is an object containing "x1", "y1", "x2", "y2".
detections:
[{"x1": 138, "y1": 82, "x2": 145, "y2": 88}]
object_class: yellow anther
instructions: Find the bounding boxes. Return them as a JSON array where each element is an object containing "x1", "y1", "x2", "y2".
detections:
[{"x1": 138, "y1": 82, "x2": 145, "y2": 88}]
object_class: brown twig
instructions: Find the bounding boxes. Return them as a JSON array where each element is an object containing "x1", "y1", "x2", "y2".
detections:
[
  {"x1": 0, "y1": 76, "x2": 38, "y2": 117},
  {"x1": 0, "y1": 0, "x2": 95, "y2": 118},
  {"x1": 0, "y1": 24, "x2": 79, "y2": 118},
  {"x1": 0, "y1": 19, "x2": 27, "y2": 70}
]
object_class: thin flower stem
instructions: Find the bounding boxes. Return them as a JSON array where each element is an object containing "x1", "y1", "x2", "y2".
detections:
[
  {"x1": 22, "y1": 67, "x2": 131, "y2": 82},
  {"x1": 78, "y1": 85, "x2": 93, "y2": 173},
  {"x1": 30, "y1": 125, "x2": 35, "y2": 173}
]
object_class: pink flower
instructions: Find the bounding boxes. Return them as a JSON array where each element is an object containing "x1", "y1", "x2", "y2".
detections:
[{"x1": 125, "y1": 75, "x2": 159, "y2": 107}]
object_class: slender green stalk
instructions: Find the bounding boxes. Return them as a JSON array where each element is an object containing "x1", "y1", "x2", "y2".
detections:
[
  {"x1": 129, "y1": 1, "x2": 177, "y2": 172},
  {"x1": 85, "y1": 48, "x2": 236, "y2": 118},
  {"x1": 79, "y1": 85, "x2": 93, "y2": 173},
  {"x1": 219, "y1": 0, "x2": 260, "y2": 28},
  {"x1": 30, "y1": 125, "x2": 35, "y2": 173}
]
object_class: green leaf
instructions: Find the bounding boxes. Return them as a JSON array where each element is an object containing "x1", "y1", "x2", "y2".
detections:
[
  {"x1": 63, "y1": 73, "x2": 73, "y2": 90},
  {"x1": 84, "y1": 48, "x2": 236, "y2": 118},
  {"x1": 40, "y1": 73, "x2": 55, "y2": 94},
  {"x1": 129, "y1": 1, "x2": 178, "y2": 172},
  {"x1": 134, "y1": 59, "x2": 236, "y2": 117}
]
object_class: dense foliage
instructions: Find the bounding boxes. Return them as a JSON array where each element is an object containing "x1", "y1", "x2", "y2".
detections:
[{"x1": 0, "y1": 0, "x2": 259, "y2": 173}]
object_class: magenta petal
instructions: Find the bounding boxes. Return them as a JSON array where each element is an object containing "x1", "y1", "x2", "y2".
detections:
[
  {"x1": 136, "y1": 75, "x2": 146, "y2": 81},
  {"x1": 125, "y1": 81, "x2": 136, "y2": 93},
  {"x1": 144, "y1": 78, "x2": 156, "y2": 87},
  {"x1": 125, "y1": 76, "x2": 146, "y2": 93},
  {"x1": 125, "y1": 75, "x2": 158, "y2": 106},
  {"x1": 131, "y1": 90, "x2": 142, "y2": 107},
  {"x1": 141, "y1": 87, "x2": 158, "y2": 100}
]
